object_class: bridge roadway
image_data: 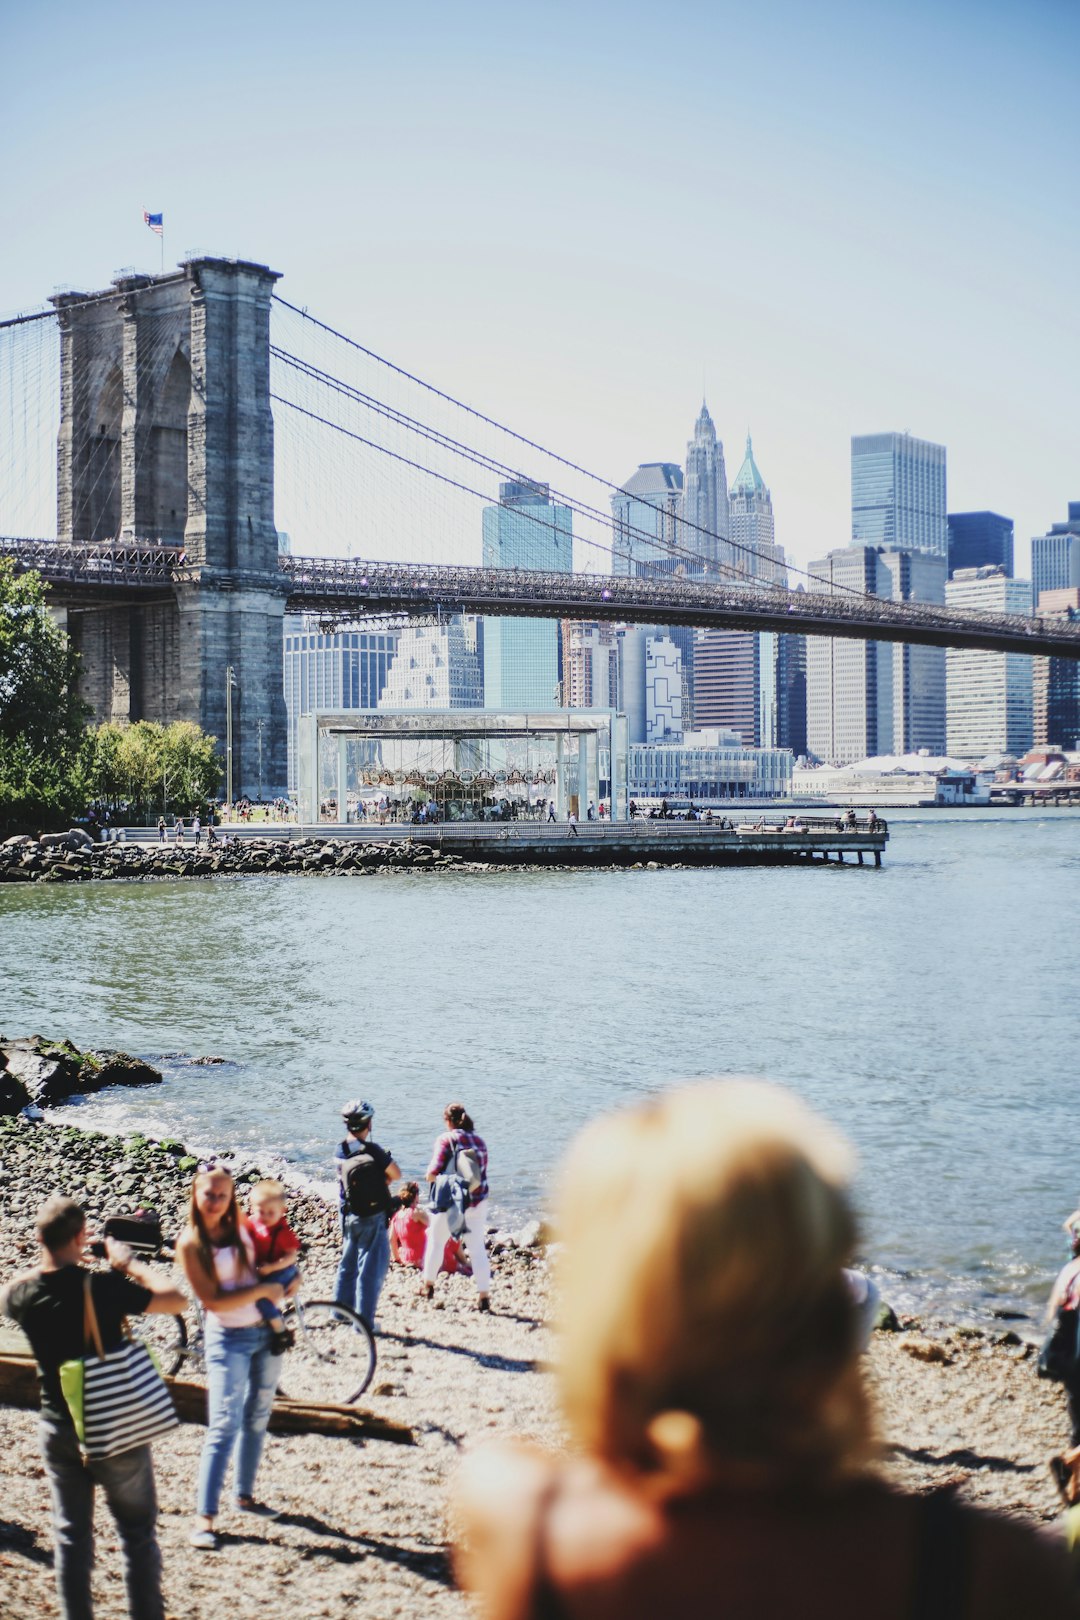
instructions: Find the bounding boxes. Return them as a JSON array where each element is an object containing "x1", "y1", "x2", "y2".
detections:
[
  {"x1": 5, "y1": 536, "x2": 1080, "y2": 660},
  {"x1": 120, "y1": 815, "x2": 888, "y2": 867}
]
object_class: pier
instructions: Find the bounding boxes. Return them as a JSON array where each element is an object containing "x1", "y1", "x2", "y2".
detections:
[{"x1": 121, "y1": 814, "x2": 889, "y2": 869}]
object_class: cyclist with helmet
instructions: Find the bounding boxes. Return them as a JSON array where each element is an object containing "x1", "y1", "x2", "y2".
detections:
[{"x1": 333, "y1": 1100, "x2": 400, "y2": 1331}]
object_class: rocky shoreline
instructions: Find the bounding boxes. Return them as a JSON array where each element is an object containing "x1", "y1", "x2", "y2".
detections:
[
  {"x1": 1, "y1": 831, "x2": 478, "y2": 884},
  {"x1": 0, "y1": 1070, "x2": 1076, "y2": 1617}
]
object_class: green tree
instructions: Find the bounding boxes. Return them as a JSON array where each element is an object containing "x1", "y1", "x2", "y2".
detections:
[
  {"x1": 87, "y1": 719, "x2": 222, "y2": 818},
  {"x1": 0, "y1": 559, "x2": 89, "y2": 833}
]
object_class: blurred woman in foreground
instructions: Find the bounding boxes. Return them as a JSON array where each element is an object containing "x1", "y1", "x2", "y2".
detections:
[{"x1": 455, "y1": 1081, "x2": 1078, "y2": 1619}]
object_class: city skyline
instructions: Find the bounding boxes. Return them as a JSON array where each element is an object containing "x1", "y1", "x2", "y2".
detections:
[{"x1": 3, "y1": 0, "x2": 1076, "y2": 583}]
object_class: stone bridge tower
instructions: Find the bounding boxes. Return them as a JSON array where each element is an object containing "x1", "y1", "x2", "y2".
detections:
[{"x1": 52, "y1": 257, "x2": 288, "y2": 798}]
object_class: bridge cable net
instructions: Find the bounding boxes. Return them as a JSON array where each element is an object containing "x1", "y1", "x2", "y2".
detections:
[
  {"x1": 269, "y1": 299, "x2": 831, "y2": 597},
  {"x1": 267, "y1": 302, "x2": 1044, "y2": 653},
  {"x1": 0, "y1": 310, "x2": 59, "y2": 540}
]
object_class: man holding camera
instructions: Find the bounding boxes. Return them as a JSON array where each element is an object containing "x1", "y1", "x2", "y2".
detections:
[
  {"x1": 333, "y1": 1099, "x2": 400, "y2": 1331},
  {"x1": 0, "y1": 1194, "x2": 186, "y2": 1620}
]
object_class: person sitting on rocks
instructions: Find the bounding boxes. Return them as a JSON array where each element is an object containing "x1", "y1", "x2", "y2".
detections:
[{"x1": 390, "y1": 1181, "x2": 467, "y2": 1275}]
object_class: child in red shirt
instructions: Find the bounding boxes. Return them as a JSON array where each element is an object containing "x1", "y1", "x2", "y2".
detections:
[{"x1": 246, "y1": 1179, "x2": 301, "y2": 1353}]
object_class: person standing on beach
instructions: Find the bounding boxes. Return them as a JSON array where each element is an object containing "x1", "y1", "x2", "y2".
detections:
[
  {"x1": 174, "y1": 818, "x2": 184, "y2": 845},
  {"x1": 157, "y1": 816, "x2": 166, "y2": 843},
  {"x1": 177, "y1": 1167, "x2": 291, "y2": 1550},
  {"x1": 421, "y1": 1102, "x2": 491, "y2": 1312},
  {"x1": 192, "y1": 814, "x2": 202, "y2": 850},
  {"x1": 334, "y1": 1101, "x2": 400, "y2": 1330},
  {"x1": 1, "y1": 1194, "x2": 186, "y2": 1620}
]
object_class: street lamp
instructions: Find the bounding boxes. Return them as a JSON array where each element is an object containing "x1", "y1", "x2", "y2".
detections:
[{"x1": 225, "y1": 665, "x2": 238, "y2": 815}]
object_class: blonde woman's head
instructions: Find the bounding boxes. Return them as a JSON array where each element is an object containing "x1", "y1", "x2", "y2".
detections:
[{"x1": 555, "y1": 1080, "x2": 869, "y2": 1489}]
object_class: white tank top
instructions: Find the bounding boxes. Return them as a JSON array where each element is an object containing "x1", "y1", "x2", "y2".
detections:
[{"x1": 208, "y1": 1229, "x2": 263, "y2": 1328}]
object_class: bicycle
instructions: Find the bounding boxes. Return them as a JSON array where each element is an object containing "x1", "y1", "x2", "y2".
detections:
[{"x1": 99, "y1": 1213, "x2": 377, "y2": 1405}]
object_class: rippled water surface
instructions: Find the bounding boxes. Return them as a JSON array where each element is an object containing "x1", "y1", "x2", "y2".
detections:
[{"x1": 3, "y1": 808, "x2": 1078, "y2": 1321}]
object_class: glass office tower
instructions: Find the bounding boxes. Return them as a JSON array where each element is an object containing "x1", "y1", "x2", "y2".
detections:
[
  {"x1": 482, "y1": 479, "x2": 572, "y2": 709},
  {"x1": 851, "y1": 432, "x2": 947, "y2": 558},
  {"x1": 947, "y1": 511, "x2": 1014, "y2": 578}
]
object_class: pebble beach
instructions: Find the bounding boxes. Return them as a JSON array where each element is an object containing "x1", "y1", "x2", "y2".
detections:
[{"x1": 0, "y1": 1109, "x2": 1076, "y2": 1619}]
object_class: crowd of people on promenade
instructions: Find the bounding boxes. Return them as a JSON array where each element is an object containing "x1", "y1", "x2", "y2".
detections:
[{"x1": 5, "y1": 1081, "x2": 1080, "y2": 1619}]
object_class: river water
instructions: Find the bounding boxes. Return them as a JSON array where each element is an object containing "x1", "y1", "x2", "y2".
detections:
[{"x1": 2, "y1": 808, "x2": 1078, "y2": 1324}]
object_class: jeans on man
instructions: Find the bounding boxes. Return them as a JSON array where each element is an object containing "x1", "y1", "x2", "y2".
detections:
[
  {"x1": 40, "y1": 1415, "x2": 163, "y2": 1620},
  {"x1": 334, "y1": 1212, "x2": 390, "y2": 1329},
  {"x1": 196, "y1": 1321, "x2": 282, "y2": 1517},
  {"x1": 255, "y1": 1263, "x2": 300, "y2": 1324}
]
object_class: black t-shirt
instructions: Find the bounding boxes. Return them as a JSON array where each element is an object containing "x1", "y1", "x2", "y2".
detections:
[{"x1": 4, "y1": 1265, "x2": 152, "y2": 1425}]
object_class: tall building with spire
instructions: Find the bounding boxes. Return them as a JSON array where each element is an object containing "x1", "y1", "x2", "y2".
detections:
[
  {"x1": 681, "y1": 401, "x2": 729, "y2": 572},
  {"x1": 728, "y1": 433, "x2": 787, "y2": 586}
]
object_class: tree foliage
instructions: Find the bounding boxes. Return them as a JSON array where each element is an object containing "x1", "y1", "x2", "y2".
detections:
[
  {"x1": 0, "y1": 559, "x2": 90, "y2": 833},
  {"x1": 0, "y1": 559, "x2": 223, "y2": 833},
  {"x1": 87, "y1": 720, "x2": 222, "y2": 816}
]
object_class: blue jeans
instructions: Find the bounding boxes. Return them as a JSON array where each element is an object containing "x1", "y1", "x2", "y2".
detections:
[
  {"x1": 196, "y1": 1321, "x2": 283, "y2": 1517},
  {"x1": 255, "y1": 1263, "x2": 299, "y2": 1323},
  {"x1": 40, "y1": 1414, "x2": 163, "y2": 1620},
  {"x1": 334, "y1": 1212, "x2": 390, "y2": 1329}
]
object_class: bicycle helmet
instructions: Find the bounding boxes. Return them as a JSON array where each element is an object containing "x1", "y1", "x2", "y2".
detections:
[{"x1": 341, "y1": 1098, "x2": 374, "y2": 1125}]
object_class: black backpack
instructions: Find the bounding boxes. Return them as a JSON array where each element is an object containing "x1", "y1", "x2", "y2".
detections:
[{"x1": 339, "y1": 1140, "x2": 389, "y2": 1218}]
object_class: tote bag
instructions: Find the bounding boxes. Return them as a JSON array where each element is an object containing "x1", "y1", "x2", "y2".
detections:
[{"x1": 59, "y1": 1275, "x2": 178, "y2": 1458}]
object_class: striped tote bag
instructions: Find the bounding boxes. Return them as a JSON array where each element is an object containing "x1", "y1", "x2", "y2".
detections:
[{"x1": 59, "y1": 1276, "x2": 178, "y2": 1459}]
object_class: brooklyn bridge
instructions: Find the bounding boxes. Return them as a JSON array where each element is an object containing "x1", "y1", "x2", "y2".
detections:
[{"x1": 2, "y1": 257, "x2": 1077, "y2": 796}]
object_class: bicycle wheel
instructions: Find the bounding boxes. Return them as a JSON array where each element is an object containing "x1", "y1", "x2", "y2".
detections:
[
  {"x1": 282, "y1": 1298, "x2": 377, "y2": 1405},
  {"x1": 127, "y1": 1310, "x2": 189, "y2": 1378}
]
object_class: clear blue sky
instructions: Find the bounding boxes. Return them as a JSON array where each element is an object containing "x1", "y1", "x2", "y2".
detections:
[{"x1": 4, "y1": 0, "x2": 1077, "y2": 575}]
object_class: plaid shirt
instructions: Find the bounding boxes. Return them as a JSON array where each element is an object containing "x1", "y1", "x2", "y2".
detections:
[{"x1": 427, "y1": 1129, "x2": 489, "y2": 1207}]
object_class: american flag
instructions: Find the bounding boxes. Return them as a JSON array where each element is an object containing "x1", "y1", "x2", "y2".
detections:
[{"x1": 143, "y1": 211, "x2": 164, "y2": 237}]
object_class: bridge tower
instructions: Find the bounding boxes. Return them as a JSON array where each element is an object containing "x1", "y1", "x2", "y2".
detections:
[{"x1": 51, "y1": 258, "x2": 288, "y2": 798}]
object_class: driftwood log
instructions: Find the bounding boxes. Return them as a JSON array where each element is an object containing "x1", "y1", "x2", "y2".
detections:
[{"x1": 0, "y1": 1353, "x2": 414, "y2": 1445}]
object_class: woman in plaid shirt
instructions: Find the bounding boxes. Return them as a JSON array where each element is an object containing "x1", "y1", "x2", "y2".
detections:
[{"x1": 421, "y1": 1103, "x2": 491, "y2": 1311}]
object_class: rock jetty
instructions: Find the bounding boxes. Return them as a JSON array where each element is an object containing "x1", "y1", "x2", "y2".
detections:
[
  {"x1": 0, "y1": 1034, "x2": 163, "y2": 1113},
  {"x1": 0, "y1": 833, "x2": 469, "y2": 885}
]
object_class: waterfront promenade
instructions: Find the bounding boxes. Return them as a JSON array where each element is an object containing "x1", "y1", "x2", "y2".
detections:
[{"x1": 117, "y1": 815, "x2": 889, "y2": 869}]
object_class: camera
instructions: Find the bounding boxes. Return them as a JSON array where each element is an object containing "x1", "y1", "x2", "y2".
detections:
[{"x1": 89, "y1": 1239, "x2": 108, "y2": 1259}]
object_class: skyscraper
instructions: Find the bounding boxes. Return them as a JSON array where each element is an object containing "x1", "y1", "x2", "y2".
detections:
[
  {"x1": 1033, "y1": 587, "x2": 1080, "y2": 750},
  {"x1": 681, "y1": 401, "x2": 729, "y2": 571},
  {"x1": 482, "y1": 479, "x2": 572, "y2": 708},
  {"x1": 851, "y1": 433, "x2": 947, "y2": 558},
  {"x1": 806, "y1": 548, "x2": 895, "y2": 765},
  {"x1": 944, "y1": 570, "x2": 1033, "y2": 758},
  {"x1": 283, "y1": 617, "x2": 399, "y2": 791},
  {"x1": 693, "y1": 629, "x2": 760, "y2": 743},
  {"x1": 378, "y1": 617, "x2": 483, "y2": 711},
  {"x1": 728, "y1": 434, "x2": 786, "y2": 584},
  {"x1": 876, "y1": 547, "x2": 947, "y2": 755},
  {"x1": 562, "y1": 620, "x2": 619, "y2": 710},
  {"x1": 610, "y1": 464, "x2": 684, "y2": 576},
  {"x1": 947, "y1": 512, "x2": 1014, "y2": 579},
  {"x1": 1031, "y1": 506, "x2": 1080, "y2": 600}
]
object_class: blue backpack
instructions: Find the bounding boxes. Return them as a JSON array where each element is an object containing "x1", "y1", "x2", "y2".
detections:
[{"x1": 428, "y1": 1172, "x2": 469, "y2": 1237}]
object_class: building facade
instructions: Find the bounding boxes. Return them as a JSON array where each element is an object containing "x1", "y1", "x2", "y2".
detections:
[
  {"x1": 851, "y1": 432, "x2": 947, "y2": 558},
  {"x1": 1034, "y1": 587, "x2": 1080, "y2": 750},
  {"x1": 562, "y1": 620, "x2": 619, "y2": 711},
  {"x1": 482, "y1": 479, "x2": 572, "y2": 708},
  {"x1": 1031, "y1": 510, "x2": 1080, "y2": 600},
  {"x1": 283, "y1": 618, "x2": 399, "y2": 792},
  {"x1": 645, "y1": 635, "x2": 684, "y2": 742},
  {"x1": 377, "y1": 617, "x2": 483, "y2": 712},
  {"x1": 681, "y1": 401, "x2": 729, "y2": 571},
  {"x1": 944, "y1": 570, "x2": 1033, "y2": 758},
  {"x1": 728, "y1": 434, "x2": 786, "y2": 585},
  {"x1": 947, "y1": 511, "x2": 1013, "y2": 578},
  {"x1": 806, "y1": 547, "x2": 895, "y2": 765},
  {"x1": 610, "y1": 463, "x2": 684, "y2": 576},
  {"x1": 876, "y1": 546, "x2": 947, "y2": 755},
  {"x1": 628, "y1": 730, "x2": 793, "y2": 801},
  {"x1": 693, "y1": 628, "x2": 760, "y2": 743}
]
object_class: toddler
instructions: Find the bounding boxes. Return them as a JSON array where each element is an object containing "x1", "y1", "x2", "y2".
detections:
[{"x1": 247, "y1": 1179, "x2": 301, "y2": 1353}]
